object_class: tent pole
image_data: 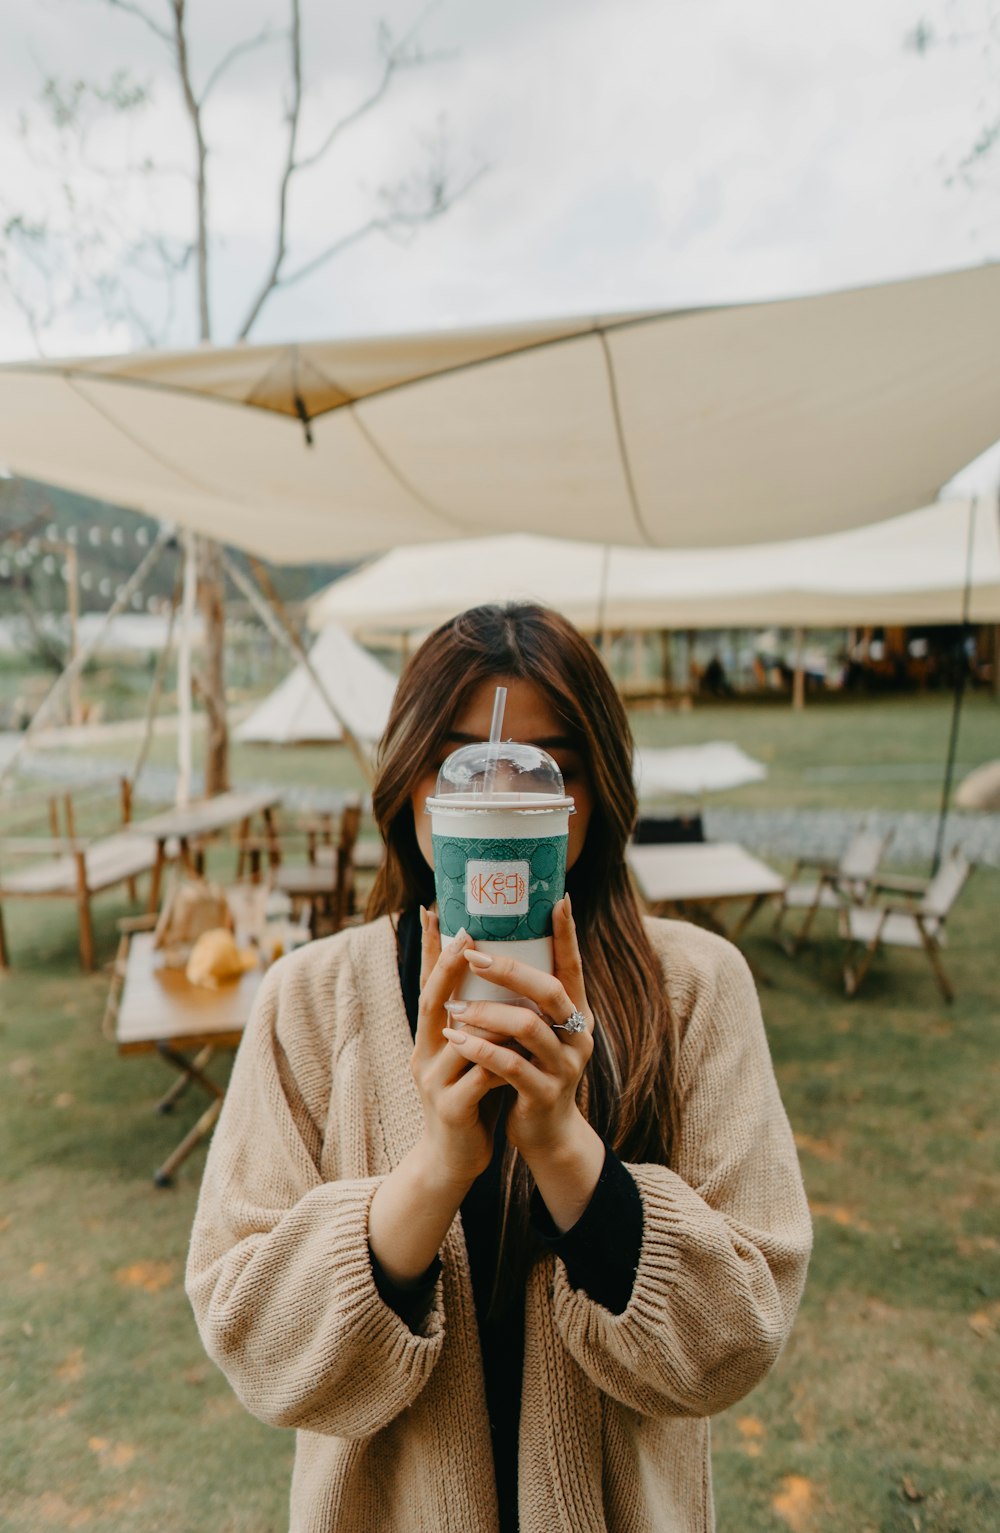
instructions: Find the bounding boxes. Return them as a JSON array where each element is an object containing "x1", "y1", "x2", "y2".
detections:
[
  {"x1": 792, "y1": 627, "x2": 806, "y2": 710},
  {"x1": 931, "y1": 496, "x2": 979, "y2": 875},
  {"x1": 0, "y1": 526, "x2": 172, "y2": 791},
  {"x1": 659, "y1": 629, "x2": 673, "y2": 699},
  {"x1": 65, "y1": 542, "x2": 83, "y2": 727},
  {"x1": 131, "y1": 562, "x2": 182, "y2": 794},
  {"x1": 595, "y1": 545, "x2": 611, "y2": 655},
  {"x1": 176, "y1": 529, "x2": 198, "y2": 809},
  {"x1": 222, "y1": 552, "x2": 374, "y2": 784}
]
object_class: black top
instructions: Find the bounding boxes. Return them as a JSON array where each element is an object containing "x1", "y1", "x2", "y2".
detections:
[{"x1": 368, "y1": 906, "x2": 644, "y2": 1533}]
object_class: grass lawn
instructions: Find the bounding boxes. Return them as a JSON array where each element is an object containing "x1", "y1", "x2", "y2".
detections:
[
  {"x1": 2, "y1": 694, "x2": 999, "y2": 1531},
  {"x1": 57, "y1": 690, "x2": 1000, "y2": 814}
]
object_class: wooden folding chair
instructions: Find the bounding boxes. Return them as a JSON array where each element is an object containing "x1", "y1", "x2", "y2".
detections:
[
  {"x1": 271, "y1": 802, "x2": 362, "y2": 935},
  {"x1": 774, "y1": 827, "x2": 891, "y2": 954},
  {"x1": 839, "y1": 850, "x2": 973, "y2": 1002}
]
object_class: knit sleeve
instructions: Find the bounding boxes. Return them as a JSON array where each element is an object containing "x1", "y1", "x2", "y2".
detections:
[
  {"x1": 549, "y1": 931, "x2": 812, "y2": 1420},
  {"x1": 185, "y1": 948, "x2": 446, "y2": 1440}
]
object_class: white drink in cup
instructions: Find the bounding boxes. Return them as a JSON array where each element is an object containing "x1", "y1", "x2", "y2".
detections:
[{"x1": 426, "y1": 737, "x2": 574, "y2": 1003}]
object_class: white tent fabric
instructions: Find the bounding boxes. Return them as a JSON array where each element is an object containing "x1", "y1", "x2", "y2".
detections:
[
  {"x1": 308, "y1": 498, "x2": 1000, "y2": 636},
  {"x1": 635, "y1": 744, "x2": 767, "y2": 798},
  {"x1": 2, "y1": 266, "x2": 1000, "y2": 562},
  {"x1": 235, "y1": 624, "x2": 396, "y2": 745}
]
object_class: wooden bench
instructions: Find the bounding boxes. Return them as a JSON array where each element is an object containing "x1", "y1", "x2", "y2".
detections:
[{"x1": 0, "y1": 778, "x2": 164, "y2": 971}]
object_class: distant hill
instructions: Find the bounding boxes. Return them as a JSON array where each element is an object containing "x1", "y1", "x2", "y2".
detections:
[{"x1": 0, "y1": 476, "x2": 357, "y2": 623}]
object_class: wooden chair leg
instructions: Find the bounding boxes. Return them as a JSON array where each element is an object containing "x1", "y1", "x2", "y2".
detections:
[
  {"x1": 0, "y1": 902, "x2": 8, "y2": 969},
  {"x1": 843, "y1": 935, "x2": 881, "y2": 997},
  {"x1": 78, "y1": 894, "x2": 95, "y2": 972},
  {"x1": 74, "y1": 851, "x2": 95, "y2": 971},
  {"x1": 785, "y1": 894, "x2": 821, "y2": 956},
  {"x1": 148, "y1": 845, "x2": 165, "y2": 914},
  {"x1": 920, "y1": 931, "x2": 955, "y2": 1003}
]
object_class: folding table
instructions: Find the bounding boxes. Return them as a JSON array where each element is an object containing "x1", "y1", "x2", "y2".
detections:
[
  {"x1": 107, "y1": 930, "x2": 263, "y2": 1186},
  {"x1": 126, "y1": 789, "x2": 282, "y2": 908},
  {"x1": 627, "y1": 841, "x2": 786, "y2": 944}
]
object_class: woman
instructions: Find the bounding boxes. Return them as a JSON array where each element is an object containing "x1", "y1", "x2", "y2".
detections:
[{"x1": 186, "y1": 603, "x2": 812, "y2": 1533}]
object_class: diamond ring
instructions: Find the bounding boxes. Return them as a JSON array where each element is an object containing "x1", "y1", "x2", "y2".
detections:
[{"x1": 551, "y1": 1008, "x2": 587, "y2": 1035}]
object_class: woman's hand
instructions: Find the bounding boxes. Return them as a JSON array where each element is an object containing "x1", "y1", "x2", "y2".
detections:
[
  {"x1": 440, "y1": 895, "x2": 605, "y2": 1229},
  {"x1": 368, "y1": 909, "x2": 506, "y2": 1290},
  {"x1": 410, "y1": 908, "x2": 504, "y2": 1190}
]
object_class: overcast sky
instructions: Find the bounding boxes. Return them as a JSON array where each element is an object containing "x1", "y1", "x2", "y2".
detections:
[{"x1": 0, "y1": 0, "x2": 997, "y2": 372}]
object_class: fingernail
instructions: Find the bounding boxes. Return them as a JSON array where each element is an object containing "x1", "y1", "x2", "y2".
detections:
[
  {"x1": 466, "y1": 950, "x2": 492, "y2": 969},
  {"x1": 564, "y1": 891, "x2": 572, "y2": 917},
  {"x1": 419, "y1": 905, "x2": 428, "y2": 932},
  {"x1": 447, "y1": 927, "x2": 468, "y2": 953},
  {"x1": 444, "y1": 1000, "x2": 468, "y2": 1015},
  {"x1": 442, "y1": 1027, "x2": 466, "y2": 1043}
]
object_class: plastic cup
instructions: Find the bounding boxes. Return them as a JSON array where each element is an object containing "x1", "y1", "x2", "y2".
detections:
[{"x1": 425, "y1": 740, "x2": 574, "y2": 1002}]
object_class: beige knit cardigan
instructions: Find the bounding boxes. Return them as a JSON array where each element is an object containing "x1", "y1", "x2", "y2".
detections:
[{"x1": 186, "y1": 915, "x2": 812, "y2": 1533}]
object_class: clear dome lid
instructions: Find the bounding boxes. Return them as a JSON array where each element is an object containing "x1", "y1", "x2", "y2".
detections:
[{"x1": 427, "y1": 740, "x2": 573, "y2": 809}]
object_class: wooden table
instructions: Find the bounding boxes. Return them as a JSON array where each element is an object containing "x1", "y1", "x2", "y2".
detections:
[
  {"x1": 126, "y1": 789, "x2": 281, "y2": 909},
  {"x1": 111, "y1": 931, "x2": 264, "y2": 1185},
  {"x1": 627, "y1": 841, "x2": 786, "y2": 943}
]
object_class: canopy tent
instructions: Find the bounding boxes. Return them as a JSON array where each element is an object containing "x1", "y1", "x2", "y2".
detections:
[
  {"x1": 235, "y1": 624, "x2": 396, "y2": 746},
  {"x1": 307, "y1": 497, "x2": 1000, "y2": 637},
  {"x1": 2, "y1": 265, "x2": 1000, "y2": 562}
]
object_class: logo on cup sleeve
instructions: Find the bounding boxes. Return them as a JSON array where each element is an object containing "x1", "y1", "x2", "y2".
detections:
[{"x1": 465, "y1": 860, "x2": 530, "y2": 917}]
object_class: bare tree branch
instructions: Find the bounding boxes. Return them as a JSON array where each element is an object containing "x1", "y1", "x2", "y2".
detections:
[
  {"x1": 295, "y1": 9, "x2": 451, "y2": 173},
  {"x1": 199, "y1": 26, "x2": 280, "y2": 107},
  {"x1": 102, "y1": 0, "x2": 174, "y2": 48},
  {"x1": 294, "y1": 57, "x2": 397, "y2": 174},
  {"x1": 236, "y1": 0, "x2": 305, "y2": 340},
  {"x1": 170, "y1": 0, "x2": 211, "y2": 339},
  {"x1": 276, "y1": 162, "x2": 486, "y2": 291}
]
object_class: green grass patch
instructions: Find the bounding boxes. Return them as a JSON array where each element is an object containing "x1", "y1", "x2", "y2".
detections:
[
  {"x1": 2, "y1": 691, "x2": 999, "y2": 1529},
  {"x1": 2, "y1": 875, "x2": 997, "y2": 1530},
  {"x1": 43, "y1": 691, "x2": 999, "y2": 814}
]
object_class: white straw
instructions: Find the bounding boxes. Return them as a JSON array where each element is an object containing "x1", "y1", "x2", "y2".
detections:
[
  {"x1": 482, "y1": 685, "x2": 507, "y2": 796},
  {"x1": 488, "y1": 686, "x2": 507, "y2": 747}
]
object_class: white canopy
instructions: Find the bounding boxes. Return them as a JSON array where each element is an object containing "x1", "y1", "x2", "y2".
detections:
[
  {"x1": 2, "y1": 265, "x2": 1000, "y2": 562},
  {"x1": 308, "y1": 498, "x2": 1000, "y2": 636},
  {"x1": 235, "y1": 624, "x2": 396, "y2": 745}
]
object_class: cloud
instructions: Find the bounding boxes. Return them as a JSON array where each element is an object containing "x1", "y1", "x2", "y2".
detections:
[{"x1": 0, "y1": 0, "x2": 995, "y2": 356}]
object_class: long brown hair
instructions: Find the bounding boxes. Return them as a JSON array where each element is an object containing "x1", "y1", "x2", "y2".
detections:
[{"x1": 368, "y1": 604, "x2": 680, "y2": 1296}]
